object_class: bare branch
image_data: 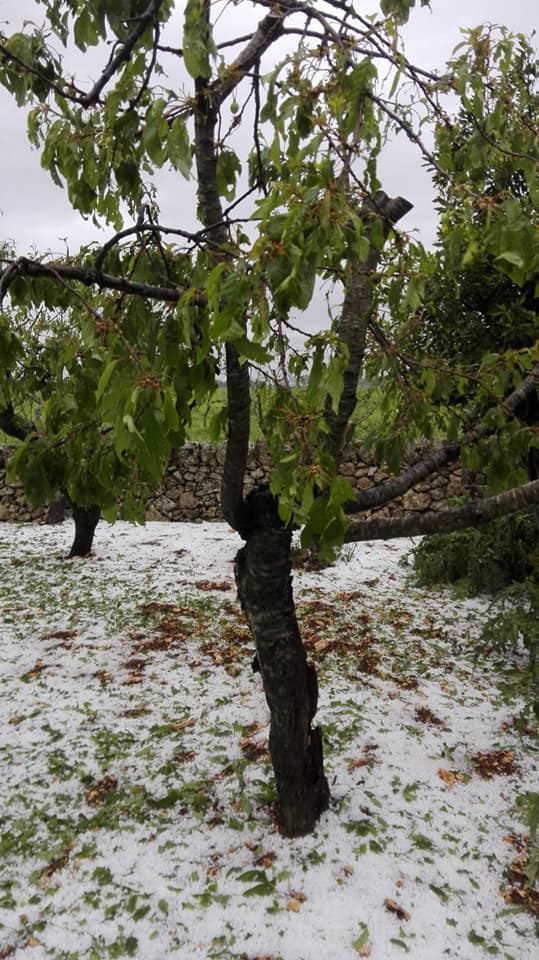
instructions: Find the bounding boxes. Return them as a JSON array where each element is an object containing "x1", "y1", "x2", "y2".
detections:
[
  {"x1": 344, "y1": 478, "x2": 539, "y2": 542},
  {"x1": 0, "y1": 256, "x2": 189, "y2": 305}
]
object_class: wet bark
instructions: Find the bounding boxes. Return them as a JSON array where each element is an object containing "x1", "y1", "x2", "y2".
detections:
[
  {"x1": 192, "y1": 6, "x2": 329, "y2": 836},
  {"x1": 517, "y1": 389, "x2": 539, "y2": 482},
  {"x1": 67, "y1": 504, "x2": 100, "y2": 558},
  {"x1": 344, "y1": 478, "x2": 539, "y2": 542},
  {"x1": 235, "y1": 488, "x2": 329, "y2": 837}
]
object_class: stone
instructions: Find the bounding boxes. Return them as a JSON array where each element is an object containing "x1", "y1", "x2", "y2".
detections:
[{"x1": 0, "y1": 440, "x2": 477, "y2": 525}]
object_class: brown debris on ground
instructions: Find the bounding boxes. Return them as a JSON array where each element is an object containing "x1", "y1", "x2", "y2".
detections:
[
  {"x1": 415, "y1": 705, "x2": 445, "y2": 727},
  {"x1": 472, "y1": 750, "x2": 516, "y2": 779},
  {"x1": 501, "y1": 835, "x2": 539, "y2": 915},
  {"x1": 85, "y1": 775, "x2": 119, "y2": 805}
]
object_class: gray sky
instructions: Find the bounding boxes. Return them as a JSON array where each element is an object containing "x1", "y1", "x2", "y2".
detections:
[{"x1": 0, "y1": 0, "x2": 537, "y2": 256}]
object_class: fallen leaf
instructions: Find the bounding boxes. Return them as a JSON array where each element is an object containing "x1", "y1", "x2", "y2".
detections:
[
  {"x1": 173, "y1": 750, "x2": 197, "y2": 763},
  {"x1": 20, "y1": 660, "x2": 48, "y2": 681},
  {"x1": 314, "y1": 638, "x2": 331, "y2": 654},
  {"x1": 40, "y1": 628, "x2": 79, "y2": 642},
  {"x1": 85, "y1": 775, "x2": 118, "y2": 805},
  {"x1": 415, "y1": 705, "x2": 444, "y2": 726},
  {"x1": 288, "y1": 890, "x2": 307, "y2": 902},
  {"x1": 94, "y1": 670, "x2": 113, "y2": 685},
  {"x1": 255, "y1": 851, "x2": 277, "y2": 869},
  {"x1": 286, "y1": 899, "x2": 301, "y2": 912},
  {"x1": 194, "y1": 579, "x2": 232, "y2": 592},
  {"x1": 384, "y1": 898, "x2": 410, "y2": 921},
  {"x1": 472, "y1": 750, "x2": 516, "y2": 778},
  {"x1": 437, "y1": 768, "x2": 459, "y2": 787},
  {"x1": 347, "y1": 757, "x2": 371, "y2": 772},
  {"x1": 170, "y1": 717, "x2": 196, "y2": 731},
  {"x1": 122, "y1": 674, "x2": 143, "y2": 685}
]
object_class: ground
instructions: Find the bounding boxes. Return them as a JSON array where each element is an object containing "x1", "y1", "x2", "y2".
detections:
[{"x1": 0, "y1": 520, "x2": 537, "y2": 960}]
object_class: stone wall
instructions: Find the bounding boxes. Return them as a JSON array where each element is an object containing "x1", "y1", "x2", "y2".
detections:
[
  {"x1": 0, "y1": 442, "x2": 478, "y2": 524},
  {"x1": 145, "y1": 441, "x2": 475, "y2": 522},
  {"x1": 0, "y1": 447, "x2": 47, "y2": 522}
]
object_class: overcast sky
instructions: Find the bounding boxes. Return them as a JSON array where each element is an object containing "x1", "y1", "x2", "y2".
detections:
[{"x1": 0, "y1": 0, "x2": 537, "y2": 257}]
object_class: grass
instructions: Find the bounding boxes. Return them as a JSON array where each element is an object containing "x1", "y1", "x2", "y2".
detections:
[{"x1": 185, "y1": 384, "x2": 386, "y2": 443}]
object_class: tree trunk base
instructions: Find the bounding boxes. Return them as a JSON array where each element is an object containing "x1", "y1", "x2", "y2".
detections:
[
  {"x1": 235, "y1": 488, "x2": 329, "y2": 837},
  {"x1": 67, "y1": 505, "x2": 100, "y2": 558}
]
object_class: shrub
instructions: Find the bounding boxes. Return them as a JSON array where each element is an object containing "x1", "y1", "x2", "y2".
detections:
[{"x1": 408, "y1": 512, "x2": 539, "y2": 596}]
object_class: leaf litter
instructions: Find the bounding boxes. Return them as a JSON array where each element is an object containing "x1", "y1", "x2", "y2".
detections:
[{"x1": 0, "y1": 520, "x2": 538, "y2": 959}]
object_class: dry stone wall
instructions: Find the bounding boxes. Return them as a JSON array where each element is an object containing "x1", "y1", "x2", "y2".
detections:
[
  {"x1": 0, "y1": 447, "x2": 47, "y2": 522},
  {"x1": 0, "y1": 441, "x2": 477, "y2": 523},
  {"x1": 145, "y1": 441, "x2": 475, "y2": 521}
]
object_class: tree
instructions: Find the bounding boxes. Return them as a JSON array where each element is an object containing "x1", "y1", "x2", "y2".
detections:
[
  {"x1": 0, "y1": 0, "x2": 538, "y2": 835},
  {"x1": 386, "y1": 31, "x2": 539, "y2": 484},
  {"x1": 0, "y1": 278, "x2": 206, "y2": 555}
]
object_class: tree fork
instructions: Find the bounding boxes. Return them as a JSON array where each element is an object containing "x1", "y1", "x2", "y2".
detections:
[{"x1": 235, "y1": 488, "x2": 329, "y2": 837}]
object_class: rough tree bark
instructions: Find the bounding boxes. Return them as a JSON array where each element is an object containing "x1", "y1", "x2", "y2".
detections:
[
  {"x1": 67, "y1": 504, "x2": 100, "y2": 558},
  {"x1": 324, "y1": 191, "x2": 413, "y2": 462},
  {"x1": 235, "y1": 489, "x2": 329, "y2": 836},
  {"x1": 344, "y1": 478, "x2": 539, "y2": 542},
  {"x1": 192, "y1": 2, "x2": 329, "y2": 836}
]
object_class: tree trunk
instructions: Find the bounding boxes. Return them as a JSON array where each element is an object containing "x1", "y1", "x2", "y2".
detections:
[
  {"x1": 45, "y1": 492, "x2": 71, "y2": 525},
  {"x1": 67, "y1": 504, "x2": 100, "y2": 558},
  {"x1": 235, "y1": 489, "x2": 329, "y2": 837}
]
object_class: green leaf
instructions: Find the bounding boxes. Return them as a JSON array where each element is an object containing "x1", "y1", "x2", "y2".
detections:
[
  {"x1": 183, "y1": 0, "x2": 214, "y2": 79},
  {"x1": 351, "y1": 924, "x2": 370, "y2": 950},
  {"x1": 142, "y1": 100, "x2": 168, "y2": 166},
  {"x1": 96, "y1": 359, "x2": 118, "y2": 402},
  {"x1": 216, "y1": 149, "x2": 241, "y2": 200},
  {"x1": 243, "y1": 880, "x2": 276, "y2": 897},
  {"x1": 167, "y1": 118, "x2": 192, "y2": 179}
]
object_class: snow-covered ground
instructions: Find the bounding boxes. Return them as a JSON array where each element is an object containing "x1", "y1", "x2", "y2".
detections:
[{"x1": 0, "y1": 520, "x2": 537, "y2": 959}]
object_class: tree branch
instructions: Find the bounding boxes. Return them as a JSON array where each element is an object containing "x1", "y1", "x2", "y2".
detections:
[
  {"x1": 208, "y1": 7, "x2": 287, "y2": 108},
  {"x1": 193, "y1": 9, "x2": 251, "y2": 534},
  {"x1": 0, "y1": 403, "x2": 33, "y2": 441},
  {"x1": 344, "y1": 360, "x2": 539, "y2": 514},
  {"x1": 80, "y1": 0, "x2": 165, "y2": 109},
  {"x1": 324, "y1": 190, "x2": 413, "y2": 461},
  {"x1": 0, "y1": 256, "x2": 189, "y2": 305},
  {"x1": 0, "y1": 0, "x2": 165, "y2": 110},
  {"x1": 343, "y1": 478, "x2": 539, "y2": 542}
]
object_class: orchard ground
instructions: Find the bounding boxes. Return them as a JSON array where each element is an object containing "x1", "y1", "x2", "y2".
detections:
[{"x1": 0, "y1": 519, "x2": 537, "y2": 960}]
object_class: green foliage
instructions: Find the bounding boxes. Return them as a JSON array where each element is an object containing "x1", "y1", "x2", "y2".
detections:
[
  {"x1": 0, "y1": 241, "x2": 218, "y2": 515},
  {"x1": 409, "y1": 512, "x2": 539, "y2": 595},
  {"x1": 183, "y1": 0, "x2": 216, "y2": 79},
  {"x1": 0, "y1": 3, "x2": 538, "y2": 557},
  {"x1": 380, "y1": 0, "x2": 431, "y2": 23},
  {"x1": 516, "y1": 792, "x2": 539, "y2": 890},
  {"x1": 482, "y1": 581, "x2": 539, "y2": 709}
]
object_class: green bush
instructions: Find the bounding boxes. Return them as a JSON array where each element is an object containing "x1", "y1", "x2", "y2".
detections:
[{"x1": 409, "y1": 512, "x2": 539, "y2": 595}]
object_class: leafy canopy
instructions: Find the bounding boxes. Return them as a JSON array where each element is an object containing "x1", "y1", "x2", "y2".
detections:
[{"x1": 0, "y1": 1, "x2": 537, "y2": 547}]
